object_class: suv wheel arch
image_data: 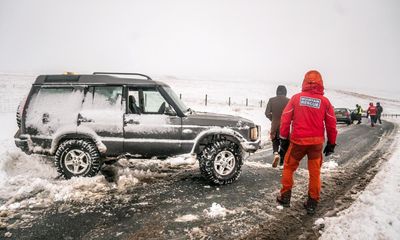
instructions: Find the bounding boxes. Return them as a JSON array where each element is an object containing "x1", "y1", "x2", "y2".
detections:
[
  {"x1": 191, "y1": 129, "x2": 244, "y2": 155},
  {"x1": 51, "y1": 133, "x2": 106, "y2": 155}
]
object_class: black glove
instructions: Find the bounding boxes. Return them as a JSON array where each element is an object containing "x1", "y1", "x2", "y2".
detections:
[
  {"x1": 323, "y1": 143, "x2": 336, "y2": 156},
  {"x1": 279, "y1": 139, "x2": 290, "y2": 157}
]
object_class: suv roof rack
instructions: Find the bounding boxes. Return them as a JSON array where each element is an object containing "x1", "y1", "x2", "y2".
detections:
[
  {"x1": 93, "y1": 72, "x2": 152, "y2": 80},
  {"x1": 44, "y1": 75, "x2": 80, "y2": 82}
]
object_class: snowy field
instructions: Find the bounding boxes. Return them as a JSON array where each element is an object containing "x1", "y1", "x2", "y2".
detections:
[
  {"x1": 319, "y1": 119, "x2": 400, "y2": 240},
  {"x1": 0, "y1": 73, "x2": 400, "y2": 238}
]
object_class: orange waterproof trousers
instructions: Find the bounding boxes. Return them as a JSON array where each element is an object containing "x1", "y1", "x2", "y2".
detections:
[{"x1": 280, "y1": 143, "x2": 323, "y2": 201}]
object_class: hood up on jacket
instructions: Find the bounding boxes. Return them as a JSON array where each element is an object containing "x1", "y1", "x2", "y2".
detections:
[
  {"x1": 302, "y1": 70, "x2": 324, "y2": 95},
  {"x1": 276, "y1": 85, "x2": 287, "y2": 96}
]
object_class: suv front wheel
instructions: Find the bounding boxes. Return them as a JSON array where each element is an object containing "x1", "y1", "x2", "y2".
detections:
[
  {"x1": 55, "y1": 139, "x2": 102, "y2": 179},
  {"x1": 199, "y1": 140, "x2": 243, "y2": 185}
]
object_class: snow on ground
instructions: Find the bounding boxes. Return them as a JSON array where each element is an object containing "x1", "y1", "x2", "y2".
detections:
[
  {"x1": 1, "y1": 73, "x2": 400, "y2": 233},
  {"x1": 321, "y1": 160, "x2": 339, "y2": 172},
  {"x1": 319, "y1": 120, "x2": 400, "y2": 240},
  {"x1": 203, "y1": 202, "x2": 234, "y2": 219},
  {"x1": 174, "y1": 214, "x2": 199, "y2": 222}
]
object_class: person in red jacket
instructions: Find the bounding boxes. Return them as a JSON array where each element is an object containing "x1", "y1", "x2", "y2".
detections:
[
  {"x1": 367, "y1": 102, "x2": 377, "y2": 127},
  {"x1": 276, "y1": 70, "x2": 338, "y2": 214}
]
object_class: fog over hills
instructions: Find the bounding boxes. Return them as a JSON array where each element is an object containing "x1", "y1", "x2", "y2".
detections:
[{"x1": 0, "y1": 0, "x2": 399, "y2": 94}]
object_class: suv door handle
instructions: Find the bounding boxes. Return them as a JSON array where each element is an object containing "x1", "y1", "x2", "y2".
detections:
[
  {"x1": 77, "y1": 114, "x2": 94, "y2": 125},
  {"x1": 124, "y1": 119, "x2": 140, "y2": 125},
  {"x1": 42, "y1": 113, "x2": 50, "y2": 124}
]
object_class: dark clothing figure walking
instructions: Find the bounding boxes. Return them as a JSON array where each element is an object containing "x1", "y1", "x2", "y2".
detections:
[
  {"x1": 265, "y1": 85, "x2": 290, "y2": 168},
  {"x1": 376, "y1": 102, "x2": 383, "y2": 124},
  {"x1": 355, "y1": 104, "x2": 363, "y2": 124}
]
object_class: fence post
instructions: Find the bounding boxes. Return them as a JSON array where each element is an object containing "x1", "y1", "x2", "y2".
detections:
[
  {"x1": 205, "y1": 94, "x2": 208, "y2": 106},
  {"x1": 246, "y1": 98, "x2": 248, "y2": 107},
  {"x1": 228, "y1": 97, "x2": 231, "y2": 106},
  {"x1": 260, "y1": 100, "x2": 263, "y2": 108},
  {"x1": 179, "y1": 93, "x2": 182, "y2": 99}
]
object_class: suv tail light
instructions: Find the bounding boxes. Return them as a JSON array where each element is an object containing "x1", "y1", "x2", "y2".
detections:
[{"x1": 16, "y1": 96, "x2": 27, "y2": 128}]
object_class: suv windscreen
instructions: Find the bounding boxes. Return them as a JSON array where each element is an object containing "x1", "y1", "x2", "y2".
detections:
[
  {"x1": 334, "y1": 108, "x2": 348, "y2": 115},
  {"x1": 162, "y1": 86, "x2": 188, "y2": 113}
]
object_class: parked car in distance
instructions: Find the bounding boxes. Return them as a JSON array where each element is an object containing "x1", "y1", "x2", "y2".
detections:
[
  {"x1": 14, "y1": 72, "x2": 261, "y2": 185},
  {"x1": 334, "y1": 108, "x2": 352, "y2": 125}
]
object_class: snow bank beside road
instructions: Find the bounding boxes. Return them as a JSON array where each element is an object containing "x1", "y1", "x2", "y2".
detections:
[{"x1": 320, "y1": 125, "x2": 400, "y2": 240}]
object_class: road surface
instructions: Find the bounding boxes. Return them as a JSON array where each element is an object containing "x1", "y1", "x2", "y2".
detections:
[{"x1": 2, "y1": 121, "x2": 397, "y2": 240}]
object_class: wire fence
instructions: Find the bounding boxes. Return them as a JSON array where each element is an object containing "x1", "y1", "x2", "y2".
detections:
[
  {"x1": 179, "y1": 93, "x2": 266, "y2": 108},
  {"x1": 382, "y1": 114, "x2": 400, "y2": 118}
]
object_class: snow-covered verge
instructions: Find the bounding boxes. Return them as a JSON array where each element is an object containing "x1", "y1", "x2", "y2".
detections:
[{"x1": 319, "y1": 120, "x2": 400, "y2": 240}]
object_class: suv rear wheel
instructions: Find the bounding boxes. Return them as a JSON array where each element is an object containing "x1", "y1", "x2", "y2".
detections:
[
  {"x1": 198, "y1": 140, "x2": 243, "y2": 185},
  {"x1": 55, "y1": 139, "x2": 102, "y2": 179}
]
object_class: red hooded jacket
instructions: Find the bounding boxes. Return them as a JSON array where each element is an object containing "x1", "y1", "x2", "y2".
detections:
[
  {"x1": 367, "y1": 103, "x2": 377, "y2": 116},
  {"x1": 280, "y1": 70, "x2": 337, "y2": 145}
]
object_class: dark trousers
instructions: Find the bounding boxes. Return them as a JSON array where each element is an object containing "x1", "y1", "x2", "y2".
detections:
[
  {"x1": 357, "y1": 114, "x2": 362, "y2": 124},
  {"x1": 377, "y1": 114, "x2": 382, "y2": 124},
  {"x1": 271, "y1": 131, "x2": 284, "y2": 165},
  {"x1": 272, "y1": 131, "x2": 280, "y2": 153},
  {"x1": 370, "y1": 115, "x2": 377, "y2": 126}
]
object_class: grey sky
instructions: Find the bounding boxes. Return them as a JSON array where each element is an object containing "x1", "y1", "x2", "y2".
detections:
[{"x1": 0, "y1": 0, "x2": 399, "y2": 93}]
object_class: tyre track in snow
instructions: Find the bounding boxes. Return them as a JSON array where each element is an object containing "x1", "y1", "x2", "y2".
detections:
[{"x1": 3, "y1": 121, "x2": 396, "y2": 240}]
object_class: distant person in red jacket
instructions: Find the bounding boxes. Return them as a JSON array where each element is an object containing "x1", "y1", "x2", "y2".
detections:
[
  {"x1": 276, "y1": 70, "x2": 338, "y2": 215},
  {"x1": 367, "y1": 102, "x2": 377, "y2": 127}
]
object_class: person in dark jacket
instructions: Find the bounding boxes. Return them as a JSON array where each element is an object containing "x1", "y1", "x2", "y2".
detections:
[
  {"x1": 355, "y1": 104, "x2": 363, "y2": 124},
  {"x1": 376, "y1": 102, "x2": 383, "y2": 124},
  {"x1": 265, "y1": 85, "x2": 290, "y2": 168}
]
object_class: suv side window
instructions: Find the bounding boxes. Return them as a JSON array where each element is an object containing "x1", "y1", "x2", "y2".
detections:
[
  {"x1": 128, "y1": 88, "x2": 175, "y2": 115},
  {"x1": 143, "y1": 89, "x2": 166, "y2": 113},
  {"x1": 83, "y1": 86, "x2": 123, "y2": 110}
]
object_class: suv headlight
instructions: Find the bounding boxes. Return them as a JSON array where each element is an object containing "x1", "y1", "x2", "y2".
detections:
[{"x1": 250, "y1": 126, "x2": 259, "y2": 141}]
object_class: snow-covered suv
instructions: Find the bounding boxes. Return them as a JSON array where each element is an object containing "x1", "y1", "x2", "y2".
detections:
[{"x1": 14, "y1": 73, "x2": 261, "y2": 184}]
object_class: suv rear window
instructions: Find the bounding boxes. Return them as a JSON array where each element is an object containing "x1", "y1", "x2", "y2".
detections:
[{"x1": 25, "y1": 87, "x2": 84, "y2": 135}]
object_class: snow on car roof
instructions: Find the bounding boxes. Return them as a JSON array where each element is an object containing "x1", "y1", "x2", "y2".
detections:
[{"x1": 33, "y1": 74, "x2": 168, "y2": 87}]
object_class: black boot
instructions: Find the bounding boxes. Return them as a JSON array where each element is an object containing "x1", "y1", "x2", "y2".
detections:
[
  {"x1": 303, "y1": 196, "x2": 318, "y2": 215},
  {"x1": 277, "y1": 190, "x2": 291, "y2": 207}
]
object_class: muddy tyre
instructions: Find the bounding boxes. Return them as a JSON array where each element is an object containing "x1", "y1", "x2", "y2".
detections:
[
  {"x1": 55, "y1": 139, "x2": 102, "y2": 179},
  {"x1": 199, "y1": 140, "x2": 243, "y2": 185}
]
